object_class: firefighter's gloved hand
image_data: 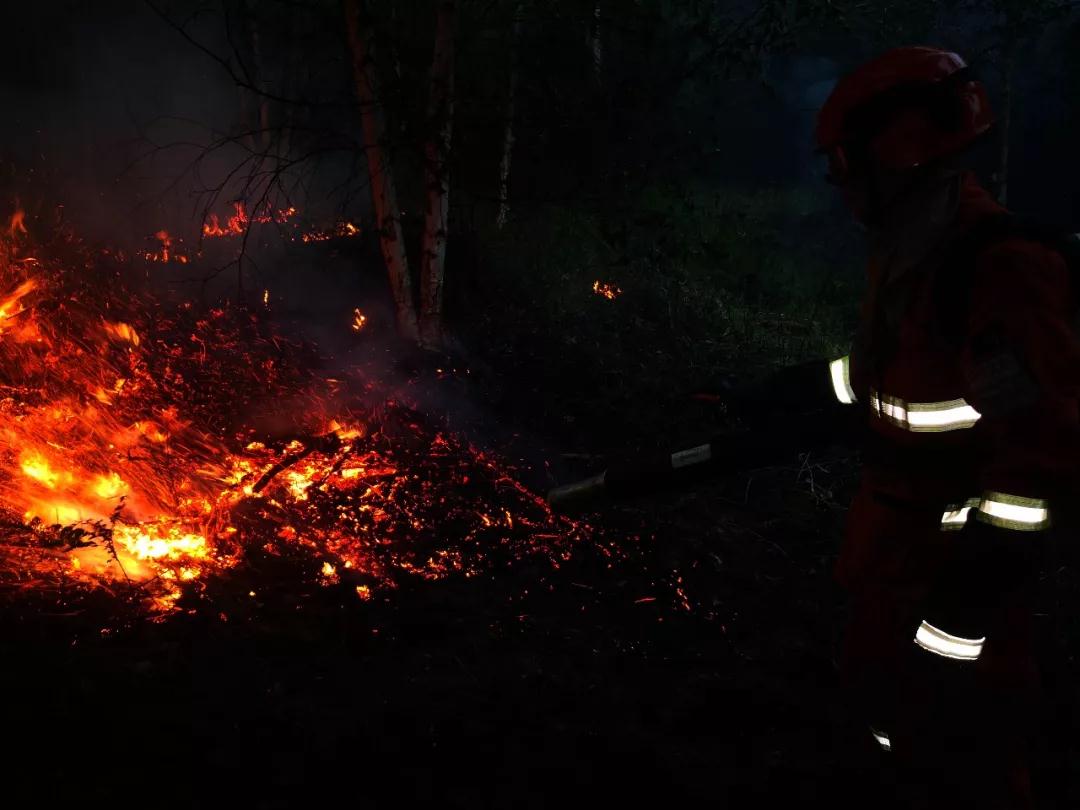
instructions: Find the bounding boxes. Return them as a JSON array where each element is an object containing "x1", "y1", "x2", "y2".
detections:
[{"x1": 915, "y1": 519, "x2": 1046, "y2": 661}]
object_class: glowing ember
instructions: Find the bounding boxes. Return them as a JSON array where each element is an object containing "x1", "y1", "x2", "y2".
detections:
[
  {"x1": 592, "y1": 280, "x2": 622, "y2": 300},
  {"x1": 300, "y1": 220, "x2": 362, "y2": 243},
  {"x1": 351, "y1": 309, "x2": 367, "y2": 332}
]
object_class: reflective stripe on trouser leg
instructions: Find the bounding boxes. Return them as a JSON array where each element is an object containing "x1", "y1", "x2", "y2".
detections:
[{"x1": 914, "y1": 620, "x2": 985, "y2": 661}]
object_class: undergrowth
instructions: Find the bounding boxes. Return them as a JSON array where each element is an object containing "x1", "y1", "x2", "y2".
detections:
[{"x1": 458, "y1": 182, "x2": 865, "y2": 451}]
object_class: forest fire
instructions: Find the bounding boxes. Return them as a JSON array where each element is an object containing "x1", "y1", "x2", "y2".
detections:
[{"x1": 0, "y1": 209, "x2": 585, "y2": 614}]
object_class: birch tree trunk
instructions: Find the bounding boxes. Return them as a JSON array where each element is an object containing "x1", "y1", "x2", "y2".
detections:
[
  {"x1": 344, "y1": 0, "x2": 420, "y2": 342},
  {"x1": 496, "y1": 3, "x2": 524, "y2": 230},
  {"x1": 419, "y1": 0, "x2": 458, "y2": 348}
]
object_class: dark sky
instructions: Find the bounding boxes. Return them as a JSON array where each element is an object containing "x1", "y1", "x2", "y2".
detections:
[{"x1": 0, "y1": 2, "x2": 244, "y2": 243}]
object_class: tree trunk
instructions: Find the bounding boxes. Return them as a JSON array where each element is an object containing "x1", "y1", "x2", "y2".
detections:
[
  {"x1": 242, "y1": 0, "x2": 272, "y2": 153},
  {"x1": 496, "y1": 3, "x2": 524, "y2": 230},
  {"x1": 389, "y1": 0, "x2": 403, "y2": 84},
  {"x1": 418, "y1": 0, "x2": 458, "y2": 348},
  {"x1": 236, "y1": 85, "x2": 257, "y2": 152},
  {"x1": 997, "y1": 48, "x2": 1015, "y2": 206},
  {"x1": 589, "y1": 2, "x2": 602, "y2": 86},
  {"x1": 277, "y1": 5, "x2": 303, "y2": 164},
  {"x1": 344, "y1": 0, "x2": 420, "y2": 342}
]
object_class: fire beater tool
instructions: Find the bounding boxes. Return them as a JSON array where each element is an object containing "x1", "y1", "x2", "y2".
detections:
[{"x1": 546, "y1": 412, "x2": 858, "y2": 512}]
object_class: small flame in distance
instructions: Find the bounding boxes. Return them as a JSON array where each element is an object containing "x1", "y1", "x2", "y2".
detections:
[
  {"x1": 140, "y1": 203, "x2": 360, "y2": 265},
  {"x1": 592, "y1": 280, "x2": 622, "y2": 300}
]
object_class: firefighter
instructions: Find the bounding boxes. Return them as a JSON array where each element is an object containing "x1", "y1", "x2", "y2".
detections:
[
  {"x1": 546, "y1": 44, "x2": 1079, "y2": 807},
  {"x1": 796, "y1": 47, "x2": 1080, "y2": 807}
]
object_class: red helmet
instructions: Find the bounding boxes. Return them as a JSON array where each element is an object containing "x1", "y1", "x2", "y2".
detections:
[{"x1": 816, "y1": 47, "x2": 994, "y2": 184}]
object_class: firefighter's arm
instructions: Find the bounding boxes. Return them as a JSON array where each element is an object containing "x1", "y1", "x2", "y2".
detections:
[
  {"x1": 914, "y1": 240, "x2": 1080, "y2": 662},
  {"x1": 547, "y1": 356, "x2": 866, "y2": 510},
  {"x1": 725, "y1": 355, "x2": 864, "y2": 433}
]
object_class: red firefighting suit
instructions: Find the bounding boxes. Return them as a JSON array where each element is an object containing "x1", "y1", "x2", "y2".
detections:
[{"x1": 829, "y1": 170, "x2": 1080, "y2": 807}]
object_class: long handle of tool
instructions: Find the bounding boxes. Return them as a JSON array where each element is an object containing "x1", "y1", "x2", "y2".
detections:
[
  {"x1": 545, "y1": 409, "x2": 860, "y2": 512},
  {"x1": 547, "y1": 441, "x2": 720, "y2": 510}
]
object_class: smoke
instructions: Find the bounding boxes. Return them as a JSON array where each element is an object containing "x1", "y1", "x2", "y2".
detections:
[
  {"x1": 0, "y1": 3, "x2": 229, "y2": 243},
  {"x1": 0, "y1": 3, "x2": 368, "y2": 250}
]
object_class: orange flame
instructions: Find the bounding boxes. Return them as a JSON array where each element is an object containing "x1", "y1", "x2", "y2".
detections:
[
  {"x1": 203, "y1": 201, "x2": 249, "y2": 238},
  {"x1": 592, "y1": 280, "x2": 622, "y2": 300},
  {"x1": 140, "y1": 205, "x2": 359, "y2": 266},
  {"x1": 140, "y1": 230, "x2": 189, "y2": 265},
  {"x1": 103, "y1": 321, "x2": 140, "y2": 346},
  {"x1": 0, "y1": 279, "x2": 37, "y2": 329},
  {"x1": 8, "y1": 209, "x2": 27, "y2": 239}
]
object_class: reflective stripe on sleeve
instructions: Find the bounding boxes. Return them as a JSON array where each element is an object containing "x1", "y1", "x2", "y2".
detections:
[
  {"x1": 829, "y1": 356, "x2": 856, "y2": 405},
  {"x1": 870, "y1": 392, "x2": 982, "y2": 432},
  {"x1": 939, "y1": 493, "x2": 1050, "y2": 532},
  {"x1": 976, "y1": 492, "x2": 1050, "y2": 531},
  {"x1": 870, "y1": 728, "x2": 892, "y2": 752},
  {"x1": 914, "y1": 620, "x2": 985, "y2": 661}
]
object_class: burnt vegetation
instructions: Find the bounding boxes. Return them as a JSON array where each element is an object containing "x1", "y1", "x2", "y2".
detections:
[{"x1": 0, "y1": 0, "x2": 1078, "y2": 807}]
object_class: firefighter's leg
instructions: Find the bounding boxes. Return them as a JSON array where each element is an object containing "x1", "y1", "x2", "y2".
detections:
[
  {"x1": 889, "y1": 592, "x2": 1037, "y2": 810},
  {"x1": 839, "y1": 588, "x2": 911, "y2": 745},
  {"x1": 836, "y1": 486, "x2": 945, "y2": 751}
]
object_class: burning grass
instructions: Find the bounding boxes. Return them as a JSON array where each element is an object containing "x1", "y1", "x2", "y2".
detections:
[
  {"x1": 138, "y1": 201, "x2": 361, "y2": 265},
  {"x1": 0, "y1": 209, "x2": 590, "y2": 615}
]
